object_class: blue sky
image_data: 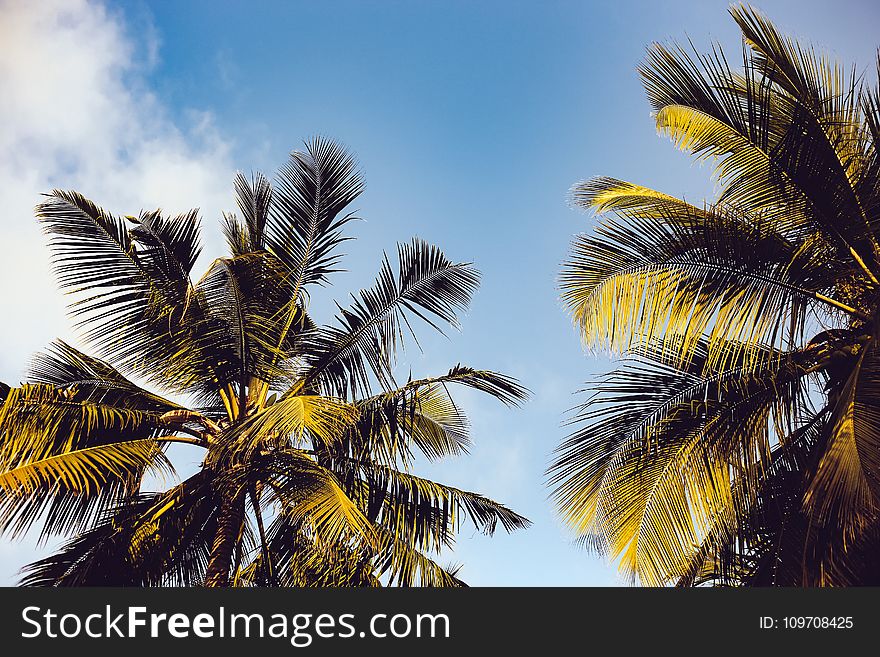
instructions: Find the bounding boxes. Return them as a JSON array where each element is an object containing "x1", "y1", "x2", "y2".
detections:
[{"x1": 0, "y1": 0, "x2": 878, "y2": 585}]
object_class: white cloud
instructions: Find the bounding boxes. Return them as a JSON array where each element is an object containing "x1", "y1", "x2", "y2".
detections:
[
  {"x1": 0, "y1": 0, "x2": 234, "y2": 382},
  {"x1": 0, "y1": 0, "x2": 235, "y2": 583}
]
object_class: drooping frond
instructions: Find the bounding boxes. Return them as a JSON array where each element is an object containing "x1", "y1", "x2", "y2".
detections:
[
  {"x1": 0, "y1": 383, "x2": 186, "y2": 539},
  {"x1": 0, "y1": 384, "x2": 167, "y2": 467},
  {"x1": 372, "y1": 525, "x2": 467, "y2": 587},
  {"x1": 805, "y1": 342, "x2": 880, "y2": 532},
  {"x1": 339, "y1": 366, "x2": 529, "y2": 466},
  {"x1": 404, "y1": 365, "x2": 531, "y2": 407},
  {"x1": 252, "y1": 489, "x2": 471, "y2": 587},
  {"x1": 28, "y1": 340, "x2": 180, "y2": 413},
  {"x1": 672, "y1": 413, "x2": 880, "y2": 587},
  {"x1": 349, "y1": 384, "x2": 472, "y2": 465},
  {"x1": 253, "y1": 448, "x2": 375, "y2": 548},
  {"x1": 245, "y1": 515, "x2": 379, "y2": 587},
  {"x1": 353, "y1": 464, "x2": 530, "y2": 546},
  {"x1": 550, "y1": 338, "x2": 816, "y2": 584},
  {"x1": 20, "y1": 473, "x2": 220, "y2": 586}
]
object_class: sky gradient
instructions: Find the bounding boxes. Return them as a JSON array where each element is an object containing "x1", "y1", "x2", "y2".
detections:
[{"x1": 1, "y1": 0, "x2": 878, "y2": 585}]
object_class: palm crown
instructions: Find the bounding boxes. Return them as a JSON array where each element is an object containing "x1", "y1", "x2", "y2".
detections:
[
  {"x1": 0, "y1": 137, "x2": 530, "y2": 587},
  {"x1": 551, "y1": 6, "x2": 880, "y2": 585}
]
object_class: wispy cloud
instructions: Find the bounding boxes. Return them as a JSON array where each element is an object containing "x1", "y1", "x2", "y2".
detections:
[{"x1": 0, "y1": 0, "x2": 235, "y2": 583}]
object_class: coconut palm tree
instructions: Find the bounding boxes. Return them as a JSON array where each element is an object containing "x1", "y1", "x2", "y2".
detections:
[
  {"x1": 550, "y1": 5, "x2": 880, "y2": 586},
  {"x1": 0, "y1": 137, "x2": 530, "y2": 587}
]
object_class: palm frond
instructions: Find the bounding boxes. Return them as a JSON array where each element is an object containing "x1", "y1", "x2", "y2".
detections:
[
  {"x1": 36, "y1": 191, "x2": 207, "y2": 388},
  {"x1": 561, "y1": 200, "x2": 840, "y2": 370},
  {"x1": 0, "y1": 383, "x2": 166, "y2": 468},
  {"x1": 20, "y1": 473, "x2": 219, "y2": 586},
  {"x1": 356, "y1": 463, "x2": 529, "y2": 547},
  {"x1": 28, "y1": 340, "x2": 180, "y2": 412},
  {"x1": 267, "y1": 137, "x2": 364, "y2": 291},
  {"x1": 641, "y1": 14, "x2": 878, "y2": 274},
  {"x1": 372, "y1": 524, "x2": 467, "y2": 587},
  {"x1": 223, "y1": 171, "x2": 272, "y2": 256},
  {"x1": 231, "y1": 393, "x2": 359, "y2": 454},
  {"x1": 247, "y1": 515, "x2": 379, "y2": 587},
  {"x1": 805, "y1": 343, "x2": 880, "y2": 531},
  {"x1": 570, "y1": 177, "x2": 714, "y2": 221},
  {"x1": 304, "y1": 239, "x2": 480, "y2": 398},
  {"x1": 551, "y1": 338, "x2": 815, "y2": 584},
  {"x1": 256, "y1": 448, "x2": 374, "y2": 548},
  {"x1": 0, "y1": 383, "x2": 185, "y2": 539},
  {"x1": 193, "y1": 253, "x2": 307, "y2": 404},
  {"x1": 0, "y1": 438, "x2": 172, "y2": 496},
  {"x1": 340, "y1": 387, "x2": 469, "y2": 467}
]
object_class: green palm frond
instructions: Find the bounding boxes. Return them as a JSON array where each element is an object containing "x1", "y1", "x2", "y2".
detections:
[
  {"x1": 0, "y1": 383, "x2": 166, "y2": 467},
  {"x1": 348, "y1": 384, "x2": 471, "y2": 466},
  {"x1": 0, "y1": 379, "x2": 207, "y2": 543},
  {"x1": 405, "y1": 365, "x2": 531, "y2": 406},
  {"x1": 230, "y1": 393, "x2": 359, "y2": 454},
  {"x1": 561, "y1": 199, "x2": 845, "y2": 369},
  {"x1": 19, "y1": 495, "x2": 160, "y2": 587},
  {"x1": 0, "y1": 382, "x2": 201, "y2": 540},
  {"x1": 255, "y1": 511, "x2": 467, "y2": 587},
  {"x1": 324, "y1": 366, "x2": 528, "y2": 468},
  {"x1": 256, "y1": 448, "x2": 375, "y2": 548},
  {"x1": 570, "y1": 177, "x2": 714, "y2": 221},
  {"x1": 551, "y1": 337, "x2": 815, "y2": 584}
]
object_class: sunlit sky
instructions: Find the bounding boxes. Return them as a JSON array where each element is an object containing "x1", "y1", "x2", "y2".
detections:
[{"x1": 1, "y1": 0, "x2": 878, "y2": 585}]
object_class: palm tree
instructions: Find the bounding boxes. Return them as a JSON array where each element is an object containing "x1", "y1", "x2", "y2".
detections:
[
  {"x1": 550, "y1": 5, "x2": 880, "y2": 586},
  {"x1": 0, "y1": 137, "x2": 530, "y2": 587}
]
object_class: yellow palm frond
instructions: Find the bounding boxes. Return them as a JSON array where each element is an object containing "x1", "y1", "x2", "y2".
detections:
[
  {"x1": 0, "y1": 438, "x2": 171, "y2": 496},
  {"x1": 261, "y1": 449, "x2": 375, "y2": 548},
  {"x1": 570, "y1": 177, "x2": 714, "y2": 221},
  {"x1": 373, "y1": 525, "x2": 465, "y2": 587},
  {"x1": 805, "y1": 348, "x2": 880, "y2": 531},
  {"x1": 233, "y1": 393, "x2": 359, "y2": 452},
  {"x1": 0, "y1": 383, "x2": 159, "y2": 468}
]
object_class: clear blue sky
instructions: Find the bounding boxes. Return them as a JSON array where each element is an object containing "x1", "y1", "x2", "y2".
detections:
[{"x1": 1, "y1": 0, "x2": 878, "y2": 585}]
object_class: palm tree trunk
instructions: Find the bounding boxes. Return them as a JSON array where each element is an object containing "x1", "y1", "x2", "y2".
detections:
[{"x1": 204, "y1": 492, "x2": 245, "y2": 587}]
